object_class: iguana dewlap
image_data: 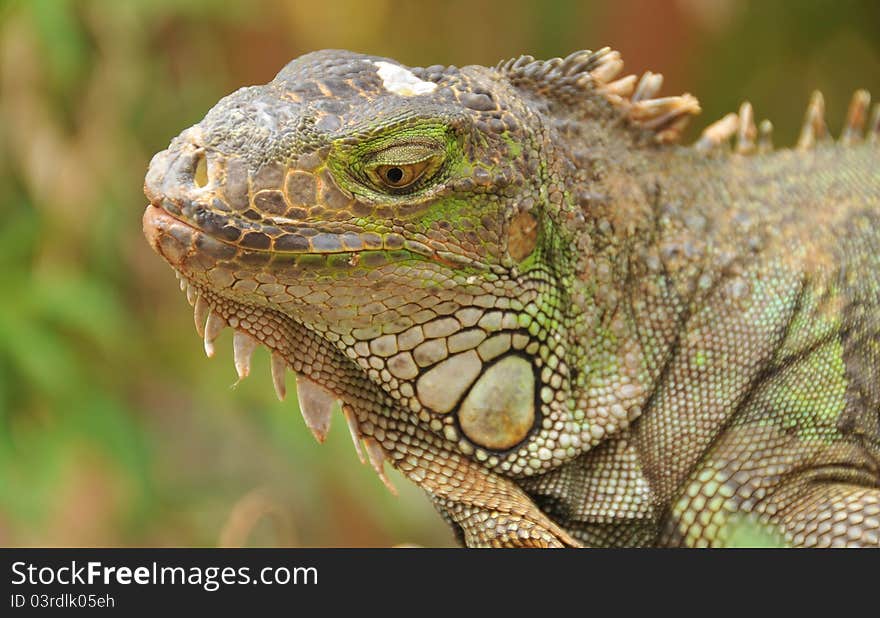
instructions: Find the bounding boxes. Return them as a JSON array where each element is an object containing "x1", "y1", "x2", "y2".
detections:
[{"x1": 143, "y1": 49, "x2": 880, "y2": 547}]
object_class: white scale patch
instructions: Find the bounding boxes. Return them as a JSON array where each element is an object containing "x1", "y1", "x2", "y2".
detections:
[{"x1": 373, "y1": 61, "x2": 437, "y2": 97}]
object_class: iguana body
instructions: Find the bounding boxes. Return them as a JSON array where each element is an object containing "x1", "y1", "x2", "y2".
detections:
[{"x1": 143, "y1": 49, "x2": 880, "y2": 547}]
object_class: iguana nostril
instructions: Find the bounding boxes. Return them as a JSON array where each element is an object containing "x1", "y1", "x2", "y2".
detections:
[{"x1": 194, "y1": 152, "x2": 209, "y2": 188}]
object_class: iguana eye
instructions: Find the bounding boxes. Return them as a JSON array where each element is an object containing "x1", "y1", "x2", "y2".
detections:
[
  {"x1": 361, "y1": 140, "x2": 445, "y2": 193},
  {"x1": 371, "y1": 160, "x2": 433, "y2": 190}
]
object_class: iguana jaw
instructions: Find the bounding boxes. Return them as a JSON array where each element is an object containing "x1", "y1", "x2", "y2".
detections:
[
  {"x1": 143, "y1": 198, "x2": 412, "y2": 490},
  {"x1": 142, "y1": 126, "x2": 424, "y2": 487}
]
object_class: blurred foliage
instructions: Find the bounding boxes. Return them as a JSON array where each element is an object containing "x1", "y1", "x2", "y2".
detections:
[{"x1": 0, "y1": 0, "x2": 877, "y2": 547}]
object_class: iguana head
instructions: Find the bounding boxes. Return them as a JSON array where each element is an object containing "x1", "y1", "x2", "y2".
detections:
[{"x1": 143, "y1": 49, "x2": 699, "y2": 487}]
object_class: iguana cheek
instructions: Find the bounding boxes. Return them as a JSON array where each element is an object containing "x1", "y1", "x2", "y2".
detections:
[{"x1": 458, "y1": 354, "x2": 536, "y2": 450}]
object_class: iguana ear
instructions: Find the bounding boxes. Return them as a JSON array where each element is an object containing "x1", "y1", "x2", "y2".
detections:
[{"x1": 496, "y1": 48, "x2": 701, "y2": 144}]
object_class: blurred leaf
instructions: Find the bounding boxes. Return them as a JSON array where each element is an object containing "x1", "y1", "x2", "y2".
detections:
[
  {"x1": 0, "y1": 299, "x2": 82, "y2": 397},
  {"x1": 26, "y1": 0, "x2": 90, "y2": 93},
  {"x1": 31, "y1": 270, "x2": 125, "y2": 351}
]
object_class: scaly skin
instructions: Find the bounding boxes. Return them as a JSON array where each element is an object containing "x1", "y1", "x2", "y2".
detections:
[{"x1": 143, "y1": 49, "x2": 880, "y2": 547}]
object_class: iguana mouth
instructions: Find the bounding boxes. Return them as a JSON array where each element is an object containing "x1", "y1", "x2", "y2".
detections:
[{"x1": 145, "y1": 195, "x2": 426, "y2": 257}]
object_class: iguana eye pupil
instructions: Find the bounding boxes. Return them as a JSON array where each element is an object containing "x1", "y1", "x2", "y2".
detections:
[{"x1": 385, "y1": 167, "x2": 405, "y2": 184}]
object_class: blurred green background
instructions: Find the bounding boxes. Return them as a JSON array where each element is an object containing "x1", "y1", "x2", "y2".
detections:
[{"x1": 0, "y1": 0, "x2": 878, "y2": 547}]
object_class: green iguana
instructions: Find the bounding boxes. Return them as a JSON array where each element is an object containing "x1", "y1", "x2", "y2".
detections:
[{"x1": 143, "y1": 48, "x2": 880, "y2": 547}]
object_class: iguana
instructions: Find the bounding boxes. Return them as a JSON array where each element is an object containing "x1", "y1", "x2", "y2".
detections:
[{"x1": 142, "y1": 48, "x2": 880, "y2": 547}]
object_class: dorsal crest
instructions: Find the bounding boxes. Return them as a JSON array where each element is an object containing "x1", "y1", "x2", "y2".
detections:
[
  {"x1": 695, "y1": 89, "x2": 878, "y2": 155},
  {"x1": 496, "y1": 48, "x2": 701, "y2": 144}
]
